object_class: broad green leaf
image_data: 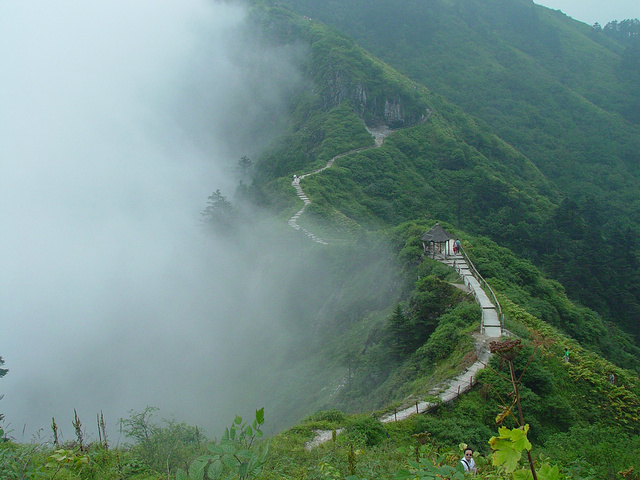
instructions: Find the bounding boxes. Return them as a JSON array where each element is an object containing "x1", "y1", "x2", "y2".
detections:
[
  {"x1": 192, "y1": 466, "x2": 205, "y2": 480},
  {"x1": 492, "y1": 445, "x2": 522, "y2": 472},
  {"x1": 490, "y1": 437, "x2": 515, "y2": 451},
  {"x1": 256, "y1": 407, "x2": 265, "y2": 425},
  {"x1": 489, "y1": 424, "x2": 533, "y2": 472},
  {"x1": 222, "y1": 455, "x2": 237, "y2": 469},
  {"x1": 513, "y1": 468, "x2": 533, "y2": 480},
  {"x1": 189, "y1": 458, "x2": 207, "y2": 480},
  {"x1": 259, "y1": 441, "x2": 270, "y2": 463},
  {"x1": 537, "y1": 463, "x2": 562, "y2": 480},
  {"x1": 208, "y1": 460, "x2": 223, "y2": 480},
  {"x1": 175, "y1": 468, "x2": 188, "y2": 480},
  {"x1": 236, "y1": 450, "x2": 252, "y2": 460},
  {"x1": 393, "y1": 469, "x2": 413, "y2": 479},
  {"x1": 507, "y1": 425, "x2": 532, "y2": 452},
  {"x1": 206, "y1": 443, "x2": 224, "y2": 455},
  {"x1": 221, "y1": 443, "x2": 237, "y2": 454},
  {"x1": 234, "y1": 415, "x2": 242, "y2": 425},
  {"x1": 421, "y1": 461, "x2": 440, "y2": 474}
]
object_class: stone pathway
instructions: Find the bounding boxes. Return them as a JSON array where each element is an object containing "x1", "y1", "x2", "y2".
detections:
[
  {"x1": 379, "y1": 252, "x2": 501, "y2": 422},
  {"x1": 304, "y1": 250, "x2": 502, "y2": 449},
  {"x1": 379, "y1": 333, "x2": 493, "y2": 423},
  {"x1": 440, "y1": 253, "x2": 503, "y2": 337},
  {"x1": 290, "y1": 113, "x2": 498, "y2": 449},
  {"x1": 288, "y1": 125, "x2": 394, "y2": 244}
]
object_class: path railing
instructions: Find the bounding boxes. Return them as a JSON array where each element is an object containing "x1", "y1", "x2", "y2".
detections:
[{"x1": 458, "y1": 244, "x2": 504, "y2": 331}]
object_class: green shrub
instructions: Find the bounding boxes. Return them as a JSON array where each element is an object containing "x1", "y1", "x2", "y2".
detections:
[
  {"x1": 120, "y1": 406, "x2": 205, "y2": 475},
  {"x1": 541, "y1": 425, "x2": 640, "y2": 479},
  {"x1": 416, "y1": 302, "x2": 480, "y2": 363},
  {"x1": 410, "y1": 415, "x2": 493, "y2": 455},
  {"x1": 343, "y1": 415, "x2": 388, "y2": 447},
  {"x1": 304, "y1": 409, "x2": 348, "y2": 424}
]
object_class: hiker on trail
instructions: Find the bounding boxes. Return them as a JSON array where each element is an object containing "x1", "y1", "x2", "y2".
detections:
[
  {"x1": 609, "y1": 372, "x2": 616, "y2": 384},
  {"x1": 455, "y1": 239, "x2": 461, "y2": 254},
  {"x1": 563, "y1": 347, "x2": 570, "y2": 363},
  {"x1": 460, "y1": 448, "x2": 477, "y2": 474}
]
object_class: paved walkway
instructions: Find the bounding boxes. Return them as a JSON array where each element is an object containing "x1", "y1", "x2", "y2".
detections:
[
  {"x1": 379, "y1": 333, "x2": 493, "y2": 423},
  {"x1": 440, "y1": 254, "x2": 502, "y2": 338},
  {"x1": 304, "y1": 252, "x2": 502, "y2": 448},
  {"x1": 290, "y1": 114, "x2": 499, "y2": 448},
  {"x1": 287, "y1": 125, "x2": 395, "y2": 244}
]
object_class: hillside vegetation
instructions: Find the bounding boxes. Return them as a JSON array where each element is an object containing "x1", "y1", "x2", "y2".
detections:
[
  {"x1": 2, "y1": 2, "x2": 640, "y2": 480},
  {"x1": 3, "y1": 223, "x2": 640, "y2": 479},
  {"x1": 261, "y1": 0, "x2": 640, "y2": 349}
]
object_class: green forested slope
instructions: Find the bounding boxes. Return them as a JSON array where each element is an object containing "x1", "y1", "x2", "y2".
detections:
[
  {"x1": 252, "y1": 0, "x2": 640, "y2": 342},
  {"x1": 3, "y1": 4, "x2": 640, "y2": 480}
]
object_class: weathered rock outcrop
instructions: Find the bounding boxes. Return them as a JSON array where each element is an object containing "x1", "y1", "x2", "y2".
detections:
[{"x1": 323, "y1": 70, "x2": 428, "y2": 128}]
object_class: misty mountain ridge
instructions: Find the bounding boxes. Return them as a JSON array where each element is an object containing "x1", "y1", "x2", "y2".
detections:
[
  {"x1": 207, "y1": 0, "x2": 640, "y2": 437},
  {"x1": 3, "y1": 1, "x2": 640, "y2": 477},
  {"x1": 242, "y1": 0, "x2": 640, "y2": 345}
]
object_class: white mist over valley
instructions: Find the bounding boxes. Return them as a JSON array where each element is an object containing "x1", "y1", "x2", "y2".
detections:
[{"x1": 0, "y1": 0, "x2": 316, "y2": 440}]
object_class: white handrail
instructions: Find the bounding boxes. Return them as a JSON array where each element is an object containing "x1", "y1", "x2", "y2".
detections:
[{"x1": 458, "y1": 244, "x2": 504, "y2": 331}]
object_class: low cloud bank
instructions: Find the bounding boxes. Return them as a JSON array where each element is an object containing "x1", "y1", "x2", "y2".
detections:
[{"x1": 0, "y1": 0, "x2": 311, "y2": 439}]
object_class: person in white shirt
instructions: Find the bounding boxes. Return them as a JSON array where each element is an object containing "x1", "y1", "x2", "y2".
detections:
[{"x1": 460, "y1": 448, "x2": 477, "y2": 474}]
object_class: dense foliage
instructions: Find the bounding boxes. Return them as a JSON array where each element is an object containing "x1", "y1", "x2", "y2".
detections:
[
  {"x1": 254, "y1": 0, "x2": 640, "y2": 348},
  {"x1": 4, "y1": 2, "x2": 640, "y2": 479}
]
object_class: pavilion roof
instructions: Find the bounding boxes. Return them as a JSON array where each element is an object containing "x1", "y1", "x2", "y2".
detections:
[{"x1": 420, "y1": 223, "x2": 453, "y2": 243}]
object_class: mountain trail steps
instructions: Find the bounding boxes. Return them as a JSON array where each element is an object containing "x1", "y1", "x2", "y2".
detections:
[
  {"x1": 288, "y1": 125, "x2": 504, "y2": 449},
  {"x1": 305, "y1": 233, "x2": 504, "y2": 449},
  {"x1": 288, "y1": 125, "x2": 393, "y2": 244}
]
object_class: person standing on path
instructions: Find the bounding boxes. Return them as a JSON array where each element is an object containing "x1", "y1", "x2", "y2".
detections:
[
  {"x1": 563, "y1": 347, "x2": 570, "y2": 363},
  {"x1": 460, "y1": 448, "x2": 477, "y2": 474}
]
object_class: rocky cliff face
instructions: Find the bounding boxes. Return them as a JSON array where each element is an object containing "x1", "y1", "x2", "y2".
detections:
[{"x1": 323, "y1": 70, "x2": 427, "y2": 128}]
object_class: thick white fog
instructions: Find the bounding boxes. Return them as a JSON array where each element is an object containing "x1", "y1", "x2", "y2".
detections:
[{"x1": 0, "y1": 0, "x2": 310, "y2": 441}]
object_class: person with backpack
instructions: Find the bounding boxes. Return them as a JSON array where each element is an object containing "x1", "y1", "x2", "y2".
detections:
[{"x1": 460, "y1": 448, "x2": 477, "y2": 474}]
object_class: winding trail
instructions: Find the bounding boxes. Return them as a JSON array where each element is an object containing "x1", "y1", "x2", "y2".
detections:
[
  {"x1": 305, "y1": 250, "x2": 503, "y2": 450},
  {"x1": 288, "y1": 118, "x2": 504, "y2": 449},
  {"x1": 287, "y1": 125, "x2": 393, "y2": 245}
]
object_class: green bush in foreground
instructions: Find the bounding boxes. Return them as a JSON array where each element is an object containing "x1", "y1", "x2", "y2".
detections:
[{"x1": 177, "y1": 408, "x2": 268, "y2": 480}]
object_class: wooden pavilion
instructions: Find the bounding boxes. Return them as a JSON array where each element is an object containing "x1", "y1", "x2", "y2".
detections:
[{"x1": 420, "y1": 223, "x2": 454, "y2": 257}]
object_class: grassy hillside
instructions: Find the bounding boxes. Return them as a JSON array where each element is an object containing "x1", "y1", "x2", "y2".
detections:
[
  {"x1": 3, "y1": 4, "x2": 640, "y2": 479},
  {"x1": 4, "y1": 222, "x2": 639, "y2": 479},
  {"x1": 252, "y1": 0, "x2": 640, "y2": 343}
]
